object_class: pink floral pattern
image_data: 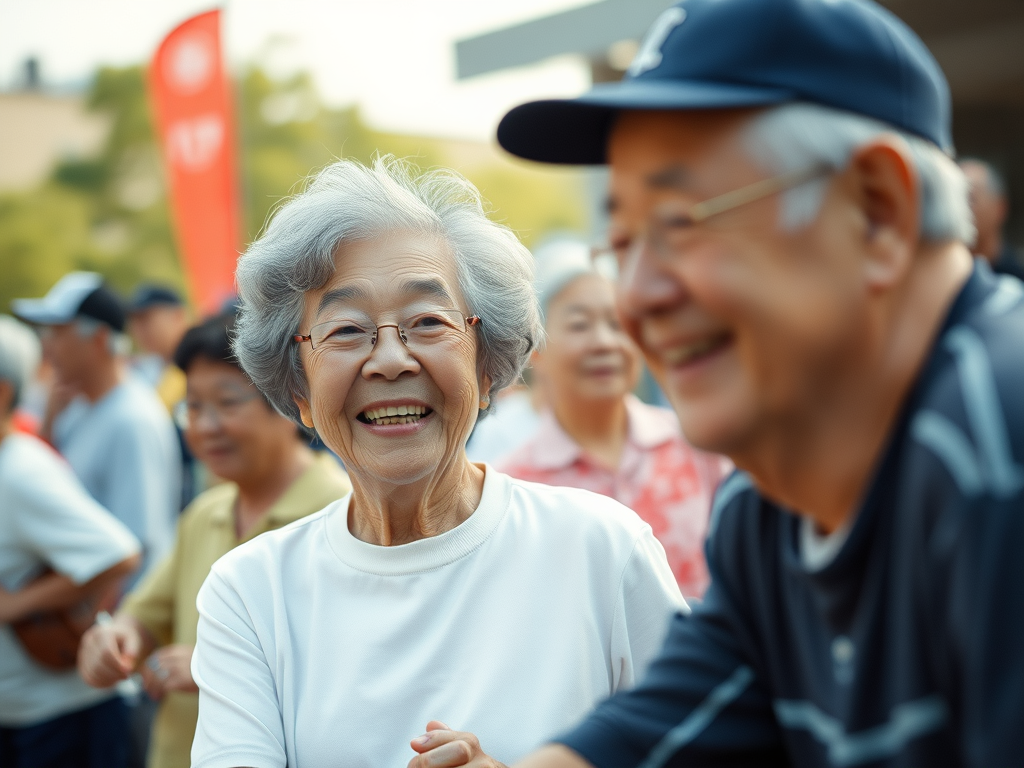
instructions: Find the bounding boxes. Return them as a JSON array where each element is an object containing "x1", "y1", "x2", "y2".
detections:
[{"x1": 497, "y1": 396, "x2": 730, "y2": 598}]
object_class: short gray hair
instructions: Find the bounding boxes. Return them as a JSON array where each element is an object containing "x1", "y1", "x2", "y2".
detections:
[
  {"x1": 743, "y1": 103, "x2": 974, "y2": 245},
  {"x1": 0, "y1": 315, "x2": 41, "y2": 411},
  {"x1": 233, "y1": 156, "x2": 542, "y2": 423}
]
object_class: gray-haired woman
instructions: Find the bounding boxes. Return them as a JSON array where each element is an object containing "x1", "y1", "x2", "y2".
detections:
[{"x1": 189, "y1": 157, "x2": 683, "y2": 768}]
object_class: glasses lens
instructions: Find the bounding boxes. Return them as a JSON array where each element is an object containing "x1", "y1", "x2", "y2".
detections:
[
  {"x1": 402, "y1": 309, "x2": 466, "y2": 346},
  {"x1": 310, "y1": 318, "x2": 374, "y2": 351}
]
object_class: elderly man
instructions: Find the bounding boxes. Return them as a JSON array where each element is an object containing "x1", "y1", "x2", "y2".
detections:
[
  {"x1": 496, "y1": 0, "x2": 1024, "y2": 766},
  {"x1": 13, "y1": 273, "x2": 180, "y2": 585},
  {"x1": 959, "y1": 158, "x2": 1024, "y2": 281}
]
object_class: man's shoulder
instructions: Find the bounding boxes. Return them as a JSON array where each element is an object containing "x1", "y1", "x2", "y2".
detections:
[
  {"x1": 0, "y1": 434, "x2": 67, "y2": 498},
  {"x1": 910, "y1": 274, "x2": 1024, "y2": 503}
]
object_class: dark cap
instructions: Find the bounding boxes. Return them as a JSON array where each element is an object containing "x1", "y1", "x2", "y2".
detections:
[
  {"x1": 128, "y1": 284, "x2": 184, "y2": 313},
  {"x1": 497, "y1": 0, "x2": 952, "y2": 165},
  {"x1": 12, "y1": 272, "x2": 127, "y2": 333}
]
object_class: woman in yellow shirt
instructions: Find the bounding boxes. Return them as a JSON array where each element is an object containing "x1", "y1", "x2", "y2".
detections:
[{"x1": 78, "y1": 311, "x2": 350, "y2": 768}]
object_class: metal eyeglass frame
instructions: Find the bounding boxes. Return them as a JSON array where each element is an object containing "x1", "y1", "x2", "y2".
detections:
[
  {"x1": 594, "y1": 162, "x2": 834, "y2": 267},
  {"x1": 292, "y1": 310, "x2": 481, "y2": 350}
]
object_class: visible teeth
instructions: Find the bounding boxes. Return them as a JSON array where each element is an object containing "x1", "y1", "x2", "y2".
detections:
[{"x1": 361, "y1": 405, "x2": 427, "y2": 424}]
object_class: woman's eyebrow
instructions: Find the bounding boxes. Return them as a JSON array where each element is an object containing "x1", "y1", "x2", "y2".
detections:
[
  {"x1": 317, "y1": 286, "x2": 368, "y2": 316},
  {"x1": 401, "y1": 278, "x2": 454, "y2": 303}
]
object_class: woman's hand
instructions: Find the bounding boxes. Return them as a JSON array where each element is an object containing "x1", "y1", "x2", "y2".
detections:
[
  {"x1": 141, "y1": 644, "x2": 198, "y2": 700},
  {"x1": 78, "y1": 618, "x2": 142, "y2": 688},
  {"x1": 409, "y1": 721, "x2": 508, "y2": 768}
]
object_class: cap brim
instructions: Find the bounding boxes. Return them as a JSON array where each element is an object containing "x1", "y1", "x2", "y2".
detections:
[
  {"x1": 497, "y1": 79, "x2": 794, "y2": 165},
  {"x1": 11, "y1": 298, "x2": 75, "y2": 326}
]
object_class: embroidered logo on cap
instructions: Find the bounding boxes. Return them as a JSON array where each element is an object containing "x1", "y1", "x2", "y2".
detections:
[{"x1": 627, "y1": 6, "x2": 687, "y2": 77}]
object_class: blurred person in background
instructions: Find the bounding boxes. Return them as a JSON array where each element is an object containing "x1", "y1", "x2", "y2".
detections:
[
  {"x1": 13, "y1": 272, "x2": 180, "y2": 586},
  {"x1": 0, "y1": 315, "x2": 141, "y2": 768},
  {"x1": 499, "y1": 0, "x2": 1024, "y2": 765},
  {"x1": 465, "y1": 377, "x2": 542, "y2": 465},
  {"x1": 959, "y1": 158, "x2": 1024, "y2": 281},
  {"x1": 127, "y1": 285, "x2": 189, "y2": 414},
  {"x1": 78, "y1": 311, "x2": 350, "y2": 768},
  {"x1": 188, "y1": 157, "x2": 683, "y2": 768},
  {"x1": 499, "y1": 238, "x2": 729, "y2": 598},
  {"x1": 128, "y1": 284, "x2": 198, "y2": 509}
]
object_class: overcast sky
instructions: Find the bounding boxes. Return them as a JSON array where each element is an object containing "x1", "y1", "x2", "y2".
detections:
[{"x1": 0, "y1": 0, "x2": 595, "y2": 141}]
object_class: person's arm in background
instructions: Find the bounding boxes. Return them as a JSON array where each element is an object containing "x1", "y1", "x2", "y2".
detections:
[
  {"x1": 3, "y1": 437, "x2": 142, "y2": 621},
  {"x1": 79, "y1": 547, "x2": 176, "y2": 691},
  {"x1": 0, "y1": 554, "x2": 139, "y2": 623}
]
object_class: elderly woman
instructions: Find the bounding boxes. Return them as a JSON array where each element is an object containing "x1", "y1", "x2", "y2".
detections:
[
  {"x1": 499, "y1": 240, "x2": 731, "y2": 599},
  {"x1": 187, "y1": 157, "x2": 683, "y2": 768},
  {"x1": 77, "y1": 312, "x2": 350, "y2": 768}
]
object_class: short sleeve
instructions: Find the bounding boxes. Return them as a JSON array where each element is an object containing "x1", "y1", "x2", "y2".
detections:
[
  {"x1": 119, "y1": 546, "x2": 178, "y2": 646},
  {"x1": 609, "y1": 529, "x2": 686, "y2": 690},
  {"x1": 9, "y1": 440, "x2": 140, "y2": 584},
  {"x1": 191, "y1": 567, "x2": 286, "y2": 768}
]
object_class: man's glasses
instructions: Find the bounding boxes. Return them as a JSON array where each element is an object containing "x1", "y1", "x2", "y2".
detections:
[
  {"x1": 592, "y1": 163, "x2": 834, "y2": 277},
  {"x1": 293, "y1": 308, "x2": 481, "y2": 354}
]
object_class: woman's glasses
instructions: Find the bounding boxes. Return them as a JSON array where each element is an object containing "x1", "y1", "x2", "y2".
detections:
[{"x1": 293, "y1": 308, "x2": 481, "y2": 354}]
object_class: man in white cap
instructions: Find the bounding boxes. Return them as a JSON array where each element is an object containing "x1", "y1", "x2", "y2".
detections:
[{"x1": 13, "y1": 273, "x2": 180, "y2": 586}]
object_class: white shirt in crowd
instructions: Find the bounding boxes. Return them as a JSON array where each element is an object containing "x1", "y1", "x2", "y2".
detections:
[
  {"x1": 191, "y1": 467, "x2": 685, "y2": 768},
  {"x1": 54, "y1": 374, "x2": 180, "y2": 585},
  {"x1": 0, "y1": 433, "x2": 141, "y2": 727}
]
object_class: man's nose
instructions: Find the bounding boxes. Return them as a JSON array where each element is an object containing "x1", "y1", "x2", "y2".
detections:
[{"x1": 616, "y1": 238, "x2": 689, "y2": 326}]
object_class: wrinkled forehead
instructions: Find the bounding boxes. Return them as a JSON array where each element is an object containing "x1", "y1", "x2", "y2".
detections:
[
  {"x1": 303, "y1": 231, "x2": 465, "y2": 324},
  {"x1": 605, "y1": 108, "x2": 763, "y2": 209}
]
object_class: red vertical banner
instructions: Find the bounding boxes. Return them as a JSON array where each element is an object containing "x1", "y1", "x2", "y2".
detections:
[{"x1": 149, "y1": 9, "x2": 240, "y2": 314}]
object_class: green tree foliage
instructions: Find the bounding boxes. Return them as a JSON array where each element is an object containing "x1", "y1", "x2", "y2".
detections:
[{"x1": 1, "y1": 62, "x2": 589, "y2": 314}]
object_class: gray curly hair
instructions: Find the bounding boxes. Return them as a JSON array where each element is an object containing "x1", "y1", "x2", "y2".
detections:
[{"x1": 233, "y1": 156, "x2": 542, "y2": 424}]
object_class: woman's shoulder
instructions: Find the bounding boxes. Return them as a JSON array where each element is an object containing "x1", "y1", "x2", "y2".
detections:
[{"x1": 500, "y1": 470, "x2": 650, "y2": 538}]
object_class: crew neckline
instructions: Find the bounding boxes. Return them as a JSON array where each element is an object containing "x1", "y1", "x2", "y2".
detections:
[{"x1": 325, "y1": 464, "x2": 511, "y2": 576}]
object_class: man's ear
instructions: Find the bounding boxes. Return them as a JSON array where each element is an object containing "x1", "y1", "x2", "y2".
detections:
[
  {"x1": 293, "y1": 394, "x2": 315, "y2": 429},
  {"x1": 846, "y1": 137, "x2": 920, "y2": 291}
]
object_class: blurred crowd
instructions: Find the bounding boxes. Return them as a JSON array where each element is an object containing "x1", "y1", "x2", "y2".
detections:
[{"x1": 1, "y1": 1, "x2": 1023, "y2": 767}]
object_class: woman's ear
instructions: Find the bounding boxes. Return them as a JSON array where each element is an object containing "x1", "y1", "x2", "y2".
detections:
[{"x1": 293, "y1": 394, "x2": 315, "y2": 429}]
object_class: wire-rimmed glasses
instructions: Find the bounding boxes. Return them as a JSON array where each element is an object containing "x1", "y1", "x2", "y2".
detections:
[
  {"x1": 591, "y1": 163, "x2": 834, "y2": 277},
  {"x1": 292, "y1": 308, "x2": 481, "y2": 354}
]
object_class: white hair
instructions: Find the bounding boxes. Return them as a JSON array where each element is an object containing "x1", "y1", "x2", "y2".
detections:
[
  {"x1": 0, "y1": 315, "x2": 41, "y2": 411},
  {"x1": 73, "y1": 316, "x2": 132, "y2": 356},
  {"x1": 742, "y1": 103, "x2": 974, "y2": 244},
  {"x1": 233, "y1": 155, "x2": 542, "y2": 424}
]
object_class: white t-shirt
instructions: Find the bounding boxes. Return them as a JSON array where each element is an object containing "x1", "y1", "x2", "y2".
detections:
[
  {"x1": 192, "y1": 467, "x2": 685, "y2": 768},
  {"x1": 54, "y1": 375, "x2": 180, "y2": 584},
  {"x1": 0, "y1": 433, "x2": 141, "y2": 727}
]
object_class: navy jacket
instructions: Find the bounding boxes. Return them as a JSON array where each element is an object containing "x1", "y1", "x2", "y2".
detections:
[{"x1": 558, "y1": 263, "x2": 1024, "y2": 767}]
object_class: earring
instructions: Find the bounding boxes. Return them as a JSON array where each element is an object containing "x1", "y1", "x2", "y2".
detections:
[{"x1": 479, "y1": 396, "x2": 490, "y2": 410}]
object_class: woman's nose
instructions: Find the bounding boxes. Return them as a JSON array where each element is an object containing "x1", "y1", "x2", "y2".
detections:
[{"x1": 361, "y1": 325, "x2": 421, "y2": 380}]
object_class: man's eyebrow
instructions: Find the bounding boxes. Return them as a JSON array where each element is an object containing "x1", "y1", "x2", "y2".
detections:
[
  {"x1": 646, "y1": 164, "x2": 691, "y2": 191},
  {"x1": 317, "y1": 286, "x2": 368, "y2": 316},
  {"x1": 401, "y1": 278, "x2": 454, "y2": 303}
]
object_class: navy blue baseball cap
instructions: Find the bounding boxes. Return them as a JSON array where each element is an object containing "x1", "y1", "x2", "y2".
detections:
[
  {"x1": 128, "y1": 284, "x2": 184, "y2": 313},
  {"x1": 497, "y1": 0, "x2": 952, "y2": 165}
]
